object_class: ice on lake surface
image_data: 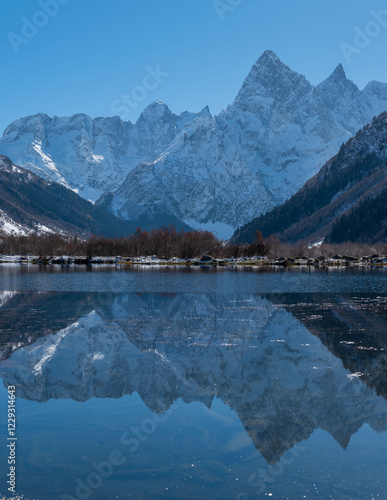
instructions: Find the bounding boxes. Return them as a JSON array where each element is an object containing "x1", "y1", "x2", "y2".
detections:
[{"x1": 0, "y1": 267, "x2": 387, "y2": 499}]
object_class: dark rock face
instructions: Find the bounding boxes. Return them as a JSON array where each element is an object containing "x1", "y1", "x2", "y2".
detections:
[
  {"x1": 199, "y1": 254, "x2": 214, "y2": 262},
  {"x1": 0, "y1": 155, "x2": 187, "y2": 237},
  {"x1": 234, "y1": 111, "x2": 387, "y2": 244},
  {"x1": 2, "y1": 51, "x2": 387, "y2": 238}
]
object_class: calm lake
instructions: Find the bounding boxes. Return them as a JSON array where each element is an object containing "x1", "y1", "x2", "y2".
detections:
[{"x1": 0, "y1": 266, "x2": 387, "y2": 500}]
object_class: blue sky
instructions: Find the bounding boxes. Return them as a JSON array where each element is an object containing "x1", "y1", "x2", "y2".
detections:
[{"x1": 1, "y1": 0, "x2": 387, "y2": 133}]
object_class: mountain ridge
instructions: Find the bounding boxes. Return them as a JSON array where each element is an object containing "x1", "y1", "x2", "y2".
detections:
[
  {"x1": 232, "y1": 112, "x2": 387, "y2": 244},
  {"x1": 0, "y1": 155, "x2": 191, "y2": 237},
  {"x1": 2, "y1": 51, "x2": 387, "y2": 238}
]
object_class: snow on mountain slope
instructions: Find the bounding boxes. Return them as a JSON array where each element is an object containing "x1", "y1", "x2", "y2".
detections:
[
  {"x1": 102, "y1": 112, "x2": 272, "y2": 237},
  {"x1": 233, "y1": 111, "x2": 387, "y2": 244},
  {"x1": 0, "y1": 103, "x2": 208, "y2": 202},
  {"x1": 363, "y1": 80, "x2": 387, "y2": 116},
  {"x1": 0, "y1": 155, "x2": 148, "y2": 237},
  {"x1": 0, "y1": 209, "x2": 29, "y2": 235},
  {"x1": 102, "y1": 51, "x2": 387, "y2": 237},
  {"x1": 1, "y1": 51, "x2": 387, "y2": 238},
  {"x1": 315, "y1": 64, "x2": 375, "y2": 135}
]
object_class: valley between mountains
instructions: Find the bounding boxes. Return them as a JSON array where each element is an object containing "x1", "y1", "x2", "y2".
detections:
[{"x1": 1, "y1": 50, "x2": 387, "y2": 241}]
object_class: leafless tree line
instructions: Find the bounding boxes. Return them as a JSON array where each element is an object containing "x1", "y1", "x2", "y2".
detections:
[
  {"x1": 0, "y1": 227, "x2": 385, "y2": 260},
  {"x1": 0, "y1": 227, "x2": 269, "y2": 259}
]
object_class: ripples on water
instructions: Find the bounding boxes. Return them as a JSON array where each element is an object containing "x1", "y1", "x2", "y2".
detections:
[
  {"x1": 0, "y1": 267, "x2": 386, "y2": 499},
  {"x1": 0, "y1": 264, "x2": 386, "y2": 293}
]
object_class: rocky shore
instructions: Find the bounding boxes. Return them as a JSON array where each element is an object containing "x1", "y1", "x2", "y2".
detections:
[{"x1": 1, "y1": 253, "x2": 386, "y2": 268}]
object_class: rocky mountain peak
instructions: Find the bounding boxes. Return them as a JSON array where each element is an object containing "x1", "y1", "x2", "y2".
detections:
[
  {"x1": 196, "y1": 105, "x2": 212, "y2": 119},
  {"x1": 317, "y1": 64, "x2": 359, "y2": 94},
  {"x1": 1, "y1": 51, "x2": 387, "y2": 238},
  {"x1": 256, "y1": 49, "x2": 282, "y2": 66},
  {"x1": 362, "y1": 81, "x2": 387, "y2": 116},
  {"x1": 328, "y1": 63, "x2": 347, "y2": 82},
  {"x1": 234, "y1": 50, "x2": 312, "y2": 106},
  {"x1": 0, "y1": 155, "x2": 13, "y2": 170},
  {"x1": 136, "y1": 100, "x2": 175, "y2": 124},
  {"x1": 315, "y1": 65, "x2": 368, "y2": 134},
  {"x1": 3, "y1": 113, "x2": 50, "y2": 137},
  {"x1": 363, "y1": 80, "x2": 387, "y2": 94}
]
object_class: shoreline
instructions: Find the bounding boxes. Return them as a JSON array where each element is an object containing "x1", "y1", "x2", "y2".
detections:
[{"x1": 1, "y1": 254, "x2": 386, "y2": 268}]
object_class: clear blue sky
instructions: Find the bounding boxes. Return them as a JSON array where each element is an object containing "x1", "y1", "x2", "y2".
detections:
[{"x1": 1, "y1": 0, "x2": 387, "y2": 133}]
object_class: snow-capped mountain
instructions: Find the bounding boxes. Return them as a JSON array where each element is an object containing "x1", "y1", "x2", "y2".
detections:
[
  {"x1": 1, "y1": 293, "x2": 387, "y2": 463},
  {"x1": 1, "y1": 50, "x2": 387, "y2": 238},
  {"x1": 0, "y1": 155, "x2": 144, "y2": 237},
  {"x1": 0, "y1": 103, "x2": 203, "y2": 202},
  {"x1": 315, "y1": 64, "x2": 387, "y2": 134},
  {"x1": 105, "y1": 53, "x2": 387, "y2": 238},
  {"x1": 233, "y1": 111, "x2": 387, "y2": 244}
]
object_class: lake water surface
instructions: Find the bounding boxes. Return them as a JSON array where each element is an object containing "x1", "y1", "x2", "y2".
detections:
[{"x1": 0, "y1": 266, "x2": 386, "y2": 499}]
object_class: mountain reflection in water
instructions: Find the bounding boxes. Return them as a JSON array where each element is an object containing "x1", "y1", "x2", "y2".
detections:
[{"x1": 1, "y1": 291, "x2": 387, "y2": 467}]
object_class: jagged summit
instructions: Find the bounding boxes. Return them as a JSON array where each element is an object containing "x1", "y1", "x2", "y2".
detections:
[
  {"x1": 328, "y1": 63, "x2": 347, "y2": 82},
  {"x1": 364, "y1": 80, "x2": 387, "y2": 94},
  {"x1": 239, "y1": 50, "x2": 290, "y2": 88},
  {"x1": 257, "y1": 49, "x2": 282, "y2": 63},
  {"x1": 247, "y1": 50, "x2": 301, "y2": 82},
  {"x1": 1, "y1": 51, "x2": 387, "y2": 238},
  {"x1": 197, "y1": 104, "x2": 212, "y2": 118},
  {"x1": 234, "y1": 49, "x2": 310, "y2": 105},
  {"x1": 140, "y1": 99, "x2": 169, "y2": 111},
  {"x1": 363, "y1": 80, "x2": 387, "y2": 116},
  {"x1": 315, "y1": 64, "x2": 370, "y2": 134},
  {"x1": 3, "y1": 112, "x2": 50, "y2": 136},
  {"x1": 318, "y1": 63, "x2": 358, "y2": 91},
  {"x1": 136, "y1": 100, "x2": 175, "y2": 123},
  {"x1": 179, "y1": 105, "x2": 212, "y2": 120}
]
